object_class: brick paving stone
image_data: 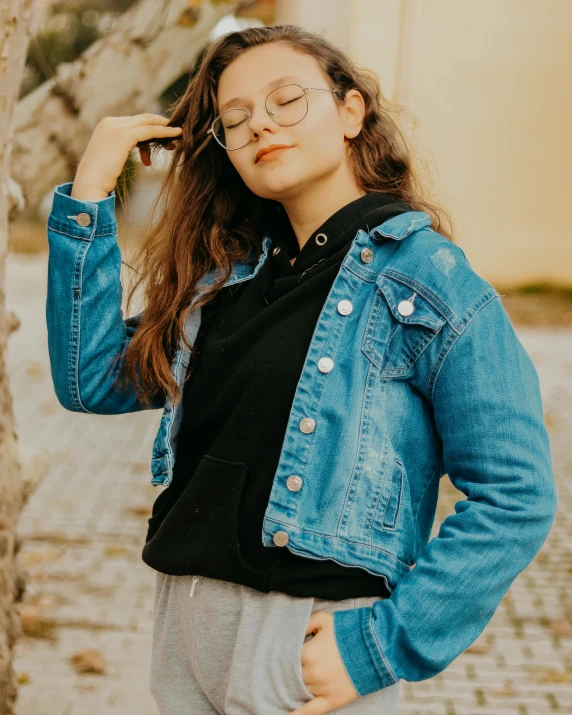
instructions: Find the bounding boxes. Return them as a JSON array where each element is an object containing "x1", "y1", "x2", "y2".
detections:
[{"x1": 6, "y1": 252, "x2": 572, "y2": 714}]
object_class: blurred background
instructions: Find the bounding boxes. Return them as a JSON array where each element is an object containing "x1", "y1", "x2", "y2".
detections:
[
  {"x1": 14, "y1": 0, "x2": 572, "y2": 320},
  {"x1": 5, "y1": 2, "x2": 572, "y2": 715}
]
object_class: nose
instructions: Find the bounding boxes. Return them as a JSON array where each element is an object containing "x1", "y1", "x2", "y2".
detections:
[{"x1": 247, "y1": 103, "x2": 277, "y2": 139}]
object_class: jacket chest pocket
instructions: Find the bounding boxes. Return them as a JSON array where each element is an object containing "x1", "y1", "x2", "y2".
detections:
[{"x1": 361, "y1": 272, "x2": 447, "y2": 377}]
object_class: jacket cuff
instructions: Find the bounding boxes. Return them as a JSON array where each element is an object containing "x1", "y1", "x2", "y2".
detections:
[
  {"x1": 333, "y1": 606, "x2": 398, "y2": 697},
  {"x1": 47, "y1": 181, "x2": 117, "y2": 240}
]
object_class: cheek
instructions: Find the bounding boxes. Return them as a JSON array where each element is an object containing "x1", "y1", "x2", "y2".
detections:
[
  {"x1": 288, "y1": 126, "x2": 345, "y2": 186},
  {"x1": 303, "y1": 124, "x2": 345, "y2": 165},
  {"x1": 296, "y1": 102, "x2": 340, "y2": 142}
]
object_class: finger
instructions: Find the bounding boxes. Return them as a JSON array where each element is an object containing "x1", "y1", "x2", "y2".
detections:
[
  {"x1": 134, "y1": 125, "x2": 183, "y2": 144},
  {"x1": 126, "y1": 113, "x2": 175, "y2": 126},
  {"x1": 305, "y1": 610, "x2": 329, "y2": 635}
]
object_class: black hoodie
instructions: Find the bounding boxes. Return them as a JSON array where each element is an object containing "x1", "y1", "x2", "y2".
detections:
[{"x1": 142, "y1": 191, "x2": 412, "y2": 599}]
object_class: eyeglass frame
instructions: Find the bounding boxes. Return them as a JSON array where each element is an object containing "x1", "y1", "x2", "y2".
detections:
[{"x1": 207, "y1": 84, "x2": 342, "y2": 151}]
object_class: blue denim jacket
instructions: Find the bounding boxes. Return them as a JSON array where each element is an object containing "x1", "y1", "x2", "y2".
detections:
[{"x1": 46, "y1": 181, "x2": 557, "y2": 697}]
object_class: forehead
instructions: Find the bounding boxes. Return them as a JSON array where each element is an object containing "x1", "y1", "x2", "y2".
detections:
[{"x1": 216, "y1": 43, "x2": 326, "y2": 108}]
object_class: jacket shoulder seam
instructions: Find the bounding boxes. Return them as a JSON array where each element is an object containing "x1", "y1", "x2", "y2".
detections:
[{"x1": 380, "y1": 232, "x2": 497, "y2": 333}]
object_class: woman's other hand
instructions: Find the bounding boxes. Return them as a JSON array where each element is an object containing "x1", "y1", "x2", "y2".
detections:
[{"x1": 289, "y1": 610, "x2": 360, "y2": 714}]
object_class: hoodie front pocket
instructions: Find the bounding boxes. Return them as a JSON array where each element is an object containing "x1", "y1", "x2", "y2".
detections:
[{"x1": 142, "y1": 454, "x2": 265, "y2": 580}]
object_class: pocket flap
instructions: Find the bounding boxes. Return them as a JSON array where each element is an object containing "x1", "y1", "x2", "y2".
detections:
[{"x1": 375, "y1": 274, "x2": 446, "y2": 332}]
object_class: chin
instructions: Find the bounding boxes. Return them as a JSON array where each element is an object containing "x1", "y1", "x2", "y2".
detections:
[{"x1": 256, "y1": 171, "x2": 308, "y2": 198}]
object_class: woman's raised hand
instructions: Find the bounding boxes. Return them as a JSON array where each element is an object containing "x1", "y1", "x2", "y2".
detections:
[{"x1": 71, "y1": 113, "x2": 183, "y2": 200}]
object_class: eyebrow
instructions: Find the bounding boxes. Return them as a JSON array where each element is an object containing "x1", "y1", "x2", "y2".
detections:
[{"x1": 218, "y1": 74, "x2": 307, "y2": 113}]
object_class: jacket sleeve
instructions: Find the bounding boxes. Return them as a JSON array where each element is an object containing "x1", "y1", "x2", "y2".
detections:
[
  {"x1": 45, "y1": 181, "x2": 165, "y2": 414},
  {"x1": 333, "y1": 293, "x2": 558, "y2": 696}
]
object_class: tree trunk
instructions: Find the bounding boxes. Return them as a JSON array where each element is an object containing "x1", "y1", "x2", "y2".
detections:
[
  {"x1": 10, "y1": 0, "x2": 244, "y2": 216},
  {"x1": 0, "y1": 1, "x2": 40, "y2": 711}
]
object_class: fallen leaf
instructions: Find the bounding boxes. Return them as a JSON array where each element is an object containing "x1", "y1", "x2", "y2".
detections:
[
  {"x1": 550, "y1": 620, "x2": 571, "y2": 636},
  {"x1": 131, "y1": 462, "x2": 150, "y2": 475},
  {"x1": 495, "y1": 684, "x2": 517, "y2": 697},
  {"x1": 26, "y1": 593, "x2": 66, "y2": 609},
  {"x1": 526, "y1": 667, "x2": 572, "y2": 683},
  {"x1": 465, "y1": 642, "x2": 490, "y2": 655},
  {"x1": 70, "y1": 648, "x2": 106, "y2": 675},
  {"x1": 17, "y1": 605, "x2": 58, "y2": 640},
  {"x1": 104, "y1": 544, "x2": 129, "y2": 557},
  {"x1": 21, "y1": 547, "x2": 63, "y2": 566},
  {"x1": 25, "y1": 362, "x2": 45, "y2": 380},
  {"x1": 124, "y1": 504, "x2": 152, "y2": 517}
]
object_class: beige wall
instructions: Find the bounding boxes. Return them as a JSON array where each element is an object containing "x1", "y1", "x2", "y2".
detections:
[{"x1": 276, "y1": 0, "x2": 572, "y2": 288}]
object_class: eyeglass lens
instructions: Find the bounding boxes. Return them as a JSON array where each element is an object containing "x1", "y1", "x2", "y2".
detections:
[{"x1": 212, "y1": 84, "x2": 308, "y2": 150}]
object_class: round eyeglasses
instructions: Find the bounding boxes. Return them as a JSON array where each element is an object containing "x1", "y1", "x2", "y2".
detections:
[{"x1": 207, "y1": 83, "x2": 340, "y2": 151}]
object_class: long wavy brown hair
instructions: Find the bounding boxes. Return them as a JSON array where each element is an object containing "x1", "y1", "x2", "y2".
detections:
[{"x1": 112, "y1": 24, "x2": 455, "y2": 409}]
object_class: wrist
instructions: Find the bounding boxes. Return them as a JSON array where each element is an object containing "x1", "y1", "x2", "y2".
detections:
[{"x1": 71, "y1": 174, "x2": 113, "y2": 201}]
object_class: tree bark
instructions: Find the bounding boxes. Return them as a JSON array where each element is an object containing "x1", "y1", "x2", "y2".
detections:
[
  {"x1": 10, "y1": 0, "x2": 244, "y2": 216},
  {"x1": 0, "y1": 1, "x2": 40, "y2": 710}
]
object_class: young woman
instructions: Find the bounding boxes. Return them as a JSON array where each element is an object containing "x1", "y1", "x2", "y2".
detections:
[{"x1": 45, "y1": 24, "x2": 557, "y2": 715}]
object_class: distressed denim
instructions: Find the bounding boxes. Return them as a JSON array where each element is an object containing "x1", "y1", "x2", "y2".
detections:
[{"x1": 46, "y1": 181, "x2": 557, "y2": 697}]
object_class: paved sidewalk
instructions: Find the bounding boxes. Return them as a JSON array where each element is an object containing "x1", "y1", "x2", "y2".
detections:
[{"x1": 7, "y1": 252, "x2": 571, "y2": 715}]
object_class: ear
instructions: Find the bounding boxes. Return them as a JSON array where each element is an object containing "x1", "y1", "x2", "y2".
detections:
[{"x1": 341, "y1": 89, "x2": 365, "y2": 140}]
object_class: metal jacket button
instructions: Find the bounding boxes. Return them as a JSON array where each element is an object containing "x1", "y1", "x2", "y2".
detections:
[
  {"x1": 273, "y1": 530, "x2": 289, "y2": 546},
  {"x1": 318, "y1": 357, "x2": 334, "y2": 373},
  {"x1": 75, "y1": 212, "x2": 92, "y2": 227},
  {"x1": 360, "y1": 247, "x2": 374, "y2": 263},
  {"x1": 286, "y1": 475, "x2": 303, "y2": 491},
  {"x1": 398, "y1": 300, "x2": 415, "y2": 316},
  {"x1": 337, "y1": 299, "x2": 353, "y2": 315},
  {"x1": 273, "y1": 246, "x2": 281, "y2": 255},
  {"x1": 299, "y1": 417, "x2": 316, "y2": 433}
]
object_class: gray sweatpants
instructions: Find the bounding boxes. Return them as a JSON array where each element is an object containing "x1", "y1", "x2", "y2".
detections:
[{"x1": 150, "y1": 571, "x2": 401, "y2": 714}]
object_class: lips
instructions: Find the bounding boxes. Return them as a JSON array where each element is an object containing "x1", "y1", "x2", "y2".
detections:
[{"x1": 255, "y1": 144, "x2": 294, "y2": 163}]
